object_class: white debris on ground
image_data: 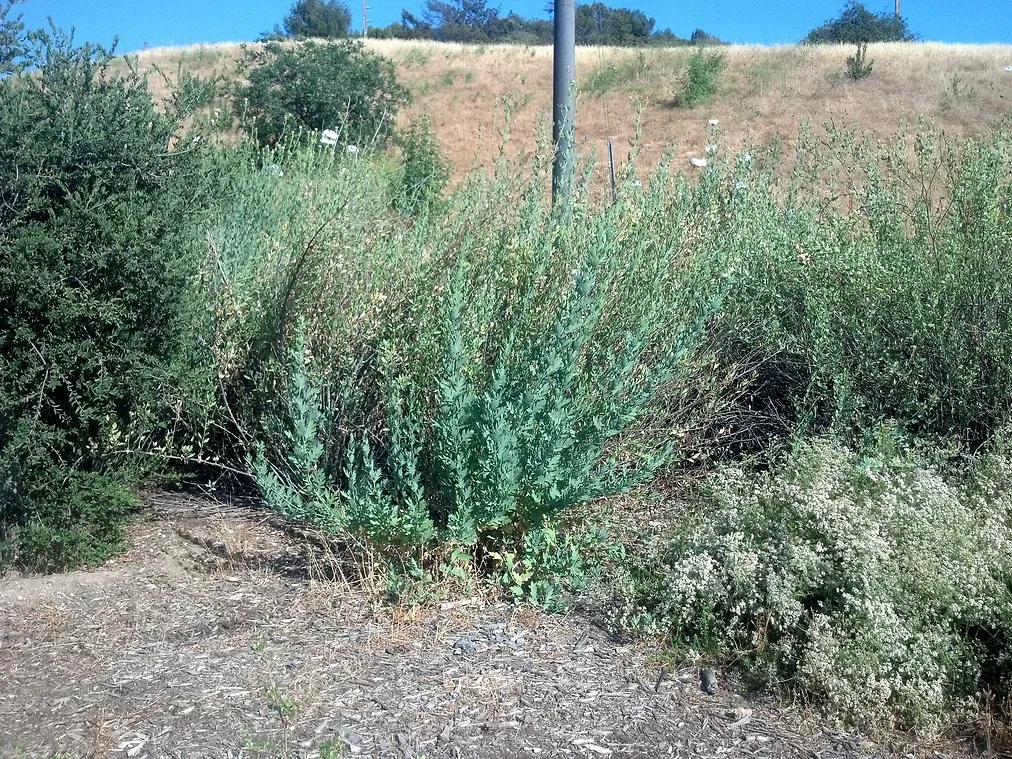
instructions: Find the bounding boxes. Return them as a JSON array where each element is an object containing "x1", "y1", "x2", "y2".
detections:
[{"x1": 690, "y1": 157, "x2": 708, "y2": 168}]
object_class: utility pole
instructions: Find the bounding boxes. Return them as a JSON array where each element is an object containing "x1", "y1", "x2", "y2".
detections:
[
  {"x1": 363, "y1": 0, "x2": 369, "y2": 38},
  {"x1": 552, "y1": 0, "x2": 576, "y2": 202}
]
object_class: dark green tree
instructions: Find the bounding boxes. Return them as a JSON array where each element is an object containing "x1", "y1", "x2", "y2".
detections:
[
  {"x1": 690, "y1": 28, "x2": 726, "y2": 45},
  {"x1": 0, "y1": 0, "x2": 26, "y2": 74},
  {"x1": 421, "y1": 0, "x2": 499, "y2": 41},
  {"x1": 576, "y1": 3, "x2": 655, "y2": 46},
  {"x1": 270, "y1": 0, "x2": 352, "y2": 39},
  {"x1": 379, "y1": 1, "x2": 683, "y2": 45},
  {"x1": 803, "y1": 1, "x2": 915, "y2": 44}
]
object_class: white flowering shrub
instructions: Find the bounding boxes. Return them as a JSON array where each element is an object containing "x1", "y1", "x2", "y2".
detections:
[{"x1": 618, "y1": 437, "x2": 1012, "y2": 732}]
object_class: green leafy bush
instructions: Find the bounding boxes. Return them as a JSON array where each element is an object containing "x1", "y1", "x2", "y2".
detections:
[
  {"x1": 236, "y1": 40, "x2": 409, "y2": 148},
  {"x1": 0, "y1": 460, "x2": 137, "y2": 573},
  {"x1": 0, "y1": 12, "x2": 218, "y2": 571},
  {"x1": 673, "y1": 48, "x2": 724, "y2": 108},
  {"x1": 612, "y1": 436, "x2": 1012, "y2": 732},
  {"x1": 392, "y1": 116, "x2": 450, "y2": 215}
]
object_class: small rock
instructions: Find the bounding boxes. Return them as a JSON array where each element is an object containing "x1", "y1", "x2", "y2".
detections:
[
  {"x1": 700, "y1": 668, "x2": 718, "y2": 695},
  {"x1": 690, "y1": 157, "x2": 708, "y2": 168},
  {"x1": 453, "y1": 635, "x2": 477, "y2": 655},
  {"x1": 1005, "y1": 65, "x2": 1012, "y2": 72}
]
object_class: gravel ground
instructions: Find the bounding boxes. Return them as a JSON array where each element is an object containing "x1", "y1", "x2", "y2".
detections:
[{"x1": 0, "y1": 494, "x2": 980, "y2": 759}]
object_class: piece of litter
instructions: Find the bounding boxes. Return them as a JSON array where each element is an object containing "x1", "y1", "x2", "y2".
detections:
[
  {"x1": 726, "y1": 707, "x2": 753, "y2": 727},
  {"x1": 1005, "y1": 65, "x2": 1012, "y2": 72},
  {"x1": 690, "y1": 157, "x2": 708, "y2": 168},
  {"x1": 440, "y1": 598, "x2": 479, "y2": 611},
  {"x1": 708, "y1": 118, "x2": 720, "y2": 126}
]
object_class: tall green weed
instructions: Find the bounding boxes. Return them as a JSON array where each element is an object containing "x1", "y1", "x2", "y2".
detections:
[
  {"x1": 189, "y1": 142, "x2": 728, "y2": 601},
  {"x1": 711, "y1": 125, "x2": 1012, "y2": 448}
]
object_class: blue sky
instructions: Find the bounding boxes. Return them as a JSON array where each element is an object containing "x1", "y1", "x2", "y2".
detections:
[{"x1": 20, "y1": 0, "x2": 1012, "y2": 53}]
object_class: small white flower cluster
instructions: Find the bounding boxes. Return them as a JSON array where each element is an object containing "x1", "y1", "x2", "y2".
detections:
[{"x1": 637, "y1": 438, "x2": 1012, "y2": 733}]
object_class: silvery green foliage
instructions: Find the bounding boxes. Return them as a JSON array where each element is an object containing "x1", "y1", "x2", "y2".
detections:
[
  {"x1": 250, "y1": 331, "x2": 341, "y2": 529},
  {"x1": 629, "y1": 438, "x2": 1012, "y2": 731},
  {"x1": 223, "y1": 142, "x2": 727, "y2": 602}
]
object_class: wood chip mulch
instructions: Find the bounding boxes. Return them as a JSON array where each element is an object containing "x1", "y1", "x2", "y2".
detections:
[{"x1": 0, "y1": 493, "x2": 978, "y2": 759}]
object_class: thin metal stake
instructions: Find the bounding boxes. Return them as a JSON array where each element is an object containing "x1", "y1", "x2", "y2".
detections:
[{"x1": 608, "y1": 139, "x2": 616, "y2": 204}]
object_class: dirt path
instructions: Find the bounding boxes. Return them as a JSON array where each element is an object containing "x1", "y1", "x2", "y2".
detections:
[{"x1": 0, "y1": 494, "x2": 976, "y2": 759}]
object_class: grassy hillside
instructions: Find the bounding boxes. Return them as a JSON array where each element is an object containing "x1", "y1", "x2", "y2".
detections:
[{"x1": 137, "y1": 39, "x2": 1012, "y2": 183}]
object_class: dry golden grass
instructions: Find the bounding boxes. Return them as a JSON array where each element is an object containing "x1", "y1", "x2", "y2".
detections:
[{"x1": 128, "y1": 39, "x2": 1012, "y2": 184}]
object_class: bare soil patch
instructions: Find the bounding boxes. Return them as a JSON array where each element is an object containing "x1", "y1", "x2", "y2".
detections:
[{"x1": 0, "y1": 494, "x2": 979, "y2": 759}]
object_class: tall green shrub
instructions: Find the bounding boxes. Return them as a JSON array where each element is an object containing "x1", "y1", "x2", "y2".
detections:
[
  {"x1": 673, "y1": 48, "x2": 725, "y2": 108},
  {"x1": 392, "y1": 116, "x2": 450, "y2": 216},
  {"x1": 680, "y1": 126, "x2": 1012, "y2": 449},
  {"x1": 0, "y1": 15, "x2": 219, "y2": 571},
  {"x1": 193, "y1": 144, "x2": 727, "y2": 601},
  {"x1": 236, "y1": 40, "x2": 410, "y2": 148}
]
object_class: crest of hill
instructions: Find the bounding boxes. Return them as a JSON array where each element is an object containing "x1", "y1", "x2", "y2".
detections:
[{"x1": 131, "y1": 39, "x2": 1012, "y2": 181}]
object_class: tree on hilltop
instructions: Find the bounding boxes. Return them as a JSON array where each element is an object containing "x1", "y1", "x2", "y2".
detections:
[
  {"x1": 264, "y1": 0, "x2": 352, "y2": 40},
  {"x1": 803, "y1": 1, "x2": 915, "y2": 44},
  {"x1": 575, "y1": 3, "x2": 655, "y2": 46}
]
